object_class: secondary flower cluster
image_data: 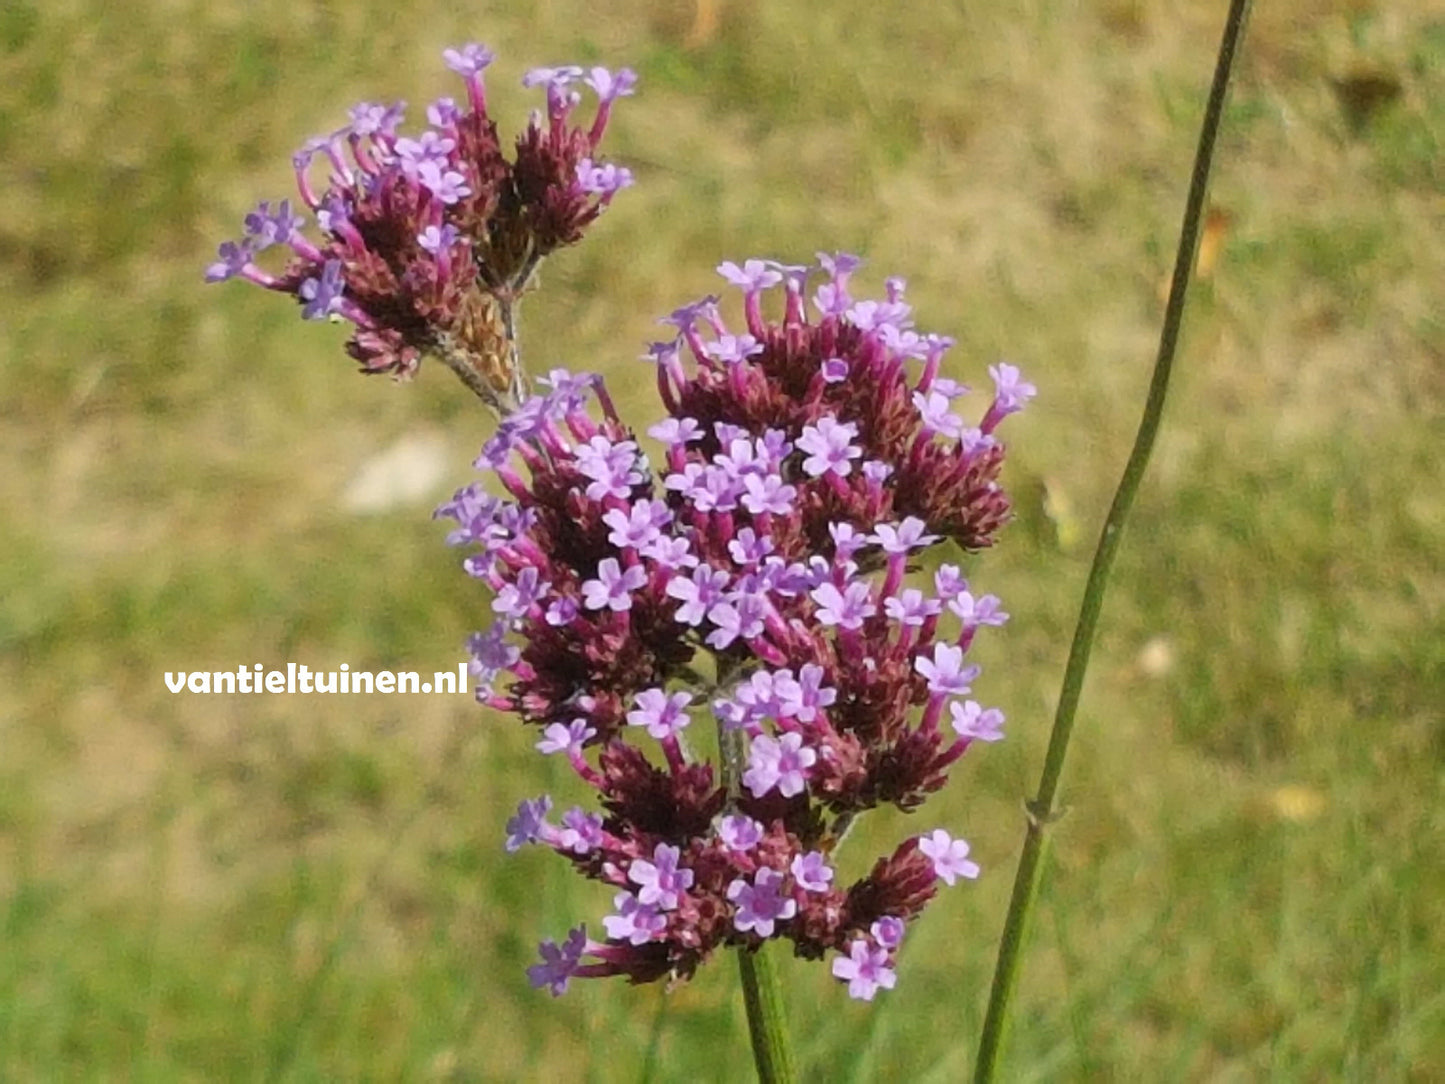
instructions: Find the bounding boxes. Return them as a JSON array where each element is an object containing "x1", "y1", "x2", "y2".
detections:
[
  {"x1": 437, "y1": 254, "x2": 1035, "y2": 999},
  {"x1": 205, "y1": 44, "x2": 635, "y2": 413}
]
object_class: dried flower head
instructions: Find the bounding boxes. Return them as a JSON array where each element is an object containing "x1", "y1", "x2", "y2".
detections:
[
  {"x1": 205, "y1": 45, "x2": 635, "y2": 415},
  {"x1": 438, "y1": 254, "x2": 1035, "y2": 999}
]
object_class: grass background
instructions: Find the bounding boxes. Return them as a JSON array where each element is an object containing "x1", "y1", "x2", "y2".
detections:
[{"x1": 2, "y1": 0, "x2": 1442, "y2": 1078}]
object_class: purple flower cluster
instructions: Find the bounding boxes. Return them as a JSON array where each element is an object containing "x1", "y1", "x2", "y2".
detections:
[
  {"x1": 205, "y1": 45, "x2": 635, "y2": 414},
  {"x1": 437, "y1": 254, "x2": 1035, "y2": 999}
]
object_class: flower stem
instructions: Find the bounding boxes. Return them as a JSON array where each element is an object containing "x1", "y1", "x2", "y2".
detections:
[
  {"x1": 972, "y1": 2, "x2": 1253, "y2": 1079},
  {"x1": 738, "y1": 943, "x2": 798, "y2": 1084}
]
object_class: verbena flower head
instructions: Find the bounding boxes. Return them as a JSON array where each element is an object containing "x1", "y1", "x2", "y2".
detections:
[
  {"x1": 206, "y1": 45, "x2": 635, "y2": 415},
  {"x1": 438, "y1": 254, "x2": 1035, "y2": 999}
]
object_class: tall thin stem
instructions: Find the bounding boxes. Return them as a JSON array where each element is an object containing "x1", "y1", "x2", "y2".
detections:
[{"x1": 972, "y1": 2, "x2": 1253, "y2": 1079}]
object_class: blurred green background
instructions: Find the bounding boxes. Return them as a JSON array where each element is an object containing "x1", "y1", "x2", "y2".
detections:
[{"x1": 2, "y1": 0, "x2": 1441, "y2": 1078}]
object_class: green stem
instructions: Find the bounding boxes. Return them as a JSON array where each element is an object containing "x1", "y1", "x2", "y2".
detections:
[
  {"x1": 738, "y1": 944, "x2": 799, "y2": 1084},
  {"x1": 972, "y1": 2, "x2": 1253, "y2": 1079}
]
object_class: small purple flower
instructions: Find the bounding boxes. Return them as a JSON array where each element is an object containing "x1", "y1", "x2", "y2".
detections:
[
  {"x1": 872, "y1": 517, "x2": 940, "y2": 554},
  {"x1": 493, "y1": 566, "x2": 550, "y2": 620},
  {"x1": 718, "y1": 814, "x2": 764, "y2": 851},
  {"x1": 717, "y1": 259, "x2": 783, "y2": 292},
  {"x1": 949, "y1": 700, "x2": 1006, "y2": 742},
  {"x1": 628, "y1": 843, "x2": 694, "y2": 910},
  {"x1": 930, "y1": 375, "x2": 969, "y2": 399},
  {"x1": 948, "y1": 591, "x2": 1010, "y2": 628},
  {"x1": 796, "y1": 416, "x2": 862, "y2": 478},
  {"x1": 817, "y1": 251, "x2": 862, "y2": 279},
  {"x1": 821, "y1": 357, "x2": 850, "y2": 383},
  {"x1": 828, "y1": 522, "x2": 869, "y2": 562},
  {"x1": 706, "y1": 333, "x2": 764, "y2": 365},
  {"x1": 810, "y1": 580, "x2": 877, "y2": 631},
  {"x1": 832, "y1": 940, "x2": 896, "y2": 1001},
  {"x1": 580, "y1": 557, "x2": 648, "y2": 612},
  {"x1": 918, "y1": 829, "x2": 980, "y2": 886},
  {"x1": 914, "y1": 642, "x2": 979, "y2": 697},
  {"x1": 602, "y1": 891, "x2": 668, "y2": 945},
  {"x1": 347, "y1": 102, "x2": 392, "y2": 137},
  {"x1": 603, "y1": 499, "x2": 671, "y2": 551},
  {"x1": 666, "y1": 563, "x2": 730, "y2": 627},
  {"x1": 794, "y1": 664, "x2": 837, "y2": 722},
  {"x1": 468, "y1": 621, "x2": 521, "y2": 690},
  {"x1": 626, "y1": 688, "x2": 694, "y2": 740},
  {"x1": 959, "y1": 428, "x2": 996, "y2": 456},
  {"x1": 584, "y1": 66, "x2": 638, "y2": 103},
  {"x1": 522, "y1": 64, "x2": 584, "y2": 89},
  {"x1": 556, "y1": 808, "x2": 605, "y2": 854},
  {"x1": 205, "y1": 240, "x2": 253, "y2": 283},
  {"x1": 427, "y1": 97, "x2": 461, "y2": 127},
  {"x1": 790, "y1": 851, "x2": 834, "y2": 893},
  {"x1": 861, "y1": 460, "x2": 892, "y2": 485},
  {"x1": 415, "y1": 160, "x2": 472, "y2": 204},
  {"x1": 574, "y1": 436, "x2": 644, "y2": 500},
  {"x1": 505, "y1": 795, "x2": 553, "y2": 852},
  {"x1": 242, "y1": 199, "x2": 303, "y2": 250},
  {"x1": 545, "y1": 595, "x2": 579, "y2": 627},
  {"x1": 528, "y1": 926, "x2": 588, "y2": 996},
  {"x1": 315, "y1": 192, "x2": 352, "y2": 235},
  {"x1": 879, "y1": 324, "x2": 926, "y2": 359},
  {"x1": 576, "y1": 159, "x2": 634, "y2": 197},
  {"x1": 536, "y1": 718, "x2": 595, "y2": 756},
  {"x1": 814, "y1": 281, "x2": 850, "y2": 317},
  {"x1": 417, "y1": 223, "x2": 460, "y2": 255},
  {"x1": 727, "y1": 868, "x2": 797, "y2": 937},
  {"x1": 641, "y1": 535, "x2": 696, "y2": 570},
  {"x1": 648, "y1": 416, "x2": 704, "y2": 445},
  {"x1": 884, "y1": 589, "x2": 942, "y2": 627},
  {"x1": 704, "y1": 591, "x2": 767, "y2": 651},
  {"x1": 989, "y1": 362, "x2": 1037, "y2": 414},
  {"x1": 758, "y1": 428, "x2": 792, "y2": 464},
  {"x1": 660, "y1": 295, "x2": 719, "y2": 333},
  {"x1": 934, "y1": 564, "x2": 969, "y2": 602},
  {"x1": 727, "y1": 527, "x2": 774, "y2": 566},
  {"x1": 299, "y1": 259, "x2": 346, "y2": 320},
  {"x1": 740, "y1": 472, "x2": 797, "y2": 516},
  {"x1": 443, "y1": 43, "x2": 496, "y2": 76},
  {"x1": 847, "y1": 297, "x2": 911, "y2": 332},
  {"x1": 395, "y1": 132, "x2": 457, "y2": 169},
  {"x1": 914, "y1": 389, "x2": 965, "y2": 439},
  {"x1": 743, "y1": 732, "x2": 816, "y2": 799},
  {"x1": 736, "y1": 669, "x2": 794, "y2": 721}
]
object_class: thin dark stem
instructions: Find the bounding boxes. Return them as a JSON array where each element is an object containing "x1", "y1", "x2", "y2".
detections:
[
  {"x1": 972, "y1": 2, "x2": 1253, "y2": 1079},
  {"x1": 436, "y1": 341, "x2": 498, "y2": 404}
]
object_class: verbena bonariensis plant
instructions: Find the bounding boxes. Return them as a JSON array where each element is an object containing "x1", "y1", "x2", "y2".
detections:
[
  {"x1": 208, "y1": 37, "x2": 1040, "y2": 1065},
  {"x1": 211, "y1": 0, "x2": 1253, "y2": 1068}
]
